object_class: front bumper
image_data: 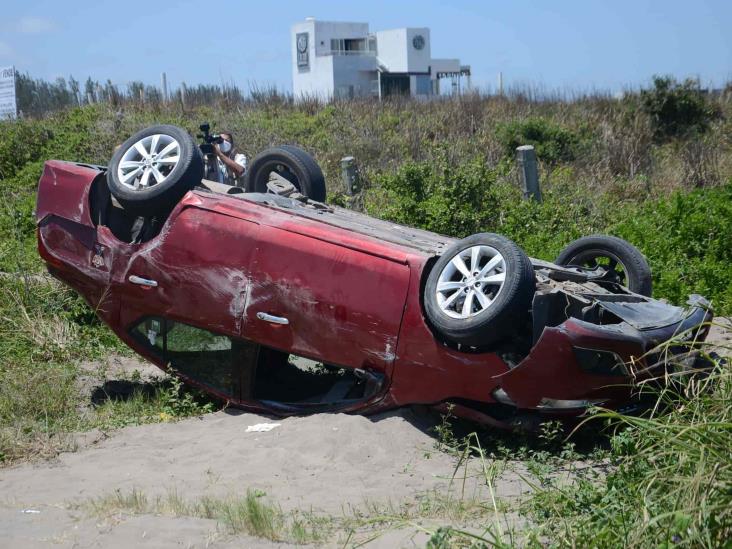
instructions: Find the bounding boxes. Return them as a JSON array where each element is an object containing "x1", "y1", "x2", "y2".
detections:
[{"x1": 493, "y1": 295, "x2": 713, "y2": 410}]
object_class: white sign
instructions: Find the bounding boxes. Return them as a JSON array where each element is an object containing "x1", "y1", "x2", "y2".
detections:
[{"x1": 0, "y1": 66, "x2": 17, "y2": 120}]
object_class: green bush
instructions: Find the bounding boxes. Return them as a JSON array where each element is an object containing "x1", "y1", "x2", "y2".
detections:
[
  {"x1": 495, "y1": 117, "x2": 581, "y2": 164},
  {"x1": 367, "y1": 155, "x2": 732, "y2": 314},
  {"x1": 613, "y1": 184, "x2": 732, "y2": 311},
  {"x1": 366, "y1": 153, "x2": 501, "y2": 237},
  {"x1": 640, "y1": 76, "x2": 719, "y2": 140},
  {"x1": 0, "y1": 121, "x2": 52, "y2": 180}
]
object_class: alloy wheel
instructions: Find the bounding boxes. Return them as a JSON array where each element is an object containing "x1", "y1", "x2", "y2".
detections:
[
  {"x1": 117, "y1": 134, "x2": 181, "y2": 190},
  {"x1": 435, "y1": 245, "x2": 507, "y2": 319}
]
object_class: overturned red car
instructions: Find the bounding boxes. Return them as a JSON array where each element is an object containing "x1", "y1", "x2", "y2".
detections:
[{"x1": 36, "y1": 125, "x2": 713, "y2": 428}]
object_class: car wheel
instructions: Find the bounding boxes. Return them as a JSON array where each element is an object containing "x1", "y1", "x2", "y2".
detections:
[
  {"x1": 555, "y1": 235, "x2": 652, "y2": 296},
  {"x1": 424, "y1": 233, "x2": 535, "y2": 347},
  {"x1": 107, "y1": 125, "x2": 203, "y2": 216},
  {"x1": 245, "y1": 145, "x2": 326, "y2": 202}
]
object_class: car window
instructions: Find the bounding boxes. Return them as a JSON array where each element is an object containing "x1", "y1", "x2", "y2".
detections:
[
  {"x1": 130, "y1": 317, "x2": 384, "y2": 408},
  {"x1": 131, "y1": 317, "x2": 255, "y2": 399}
]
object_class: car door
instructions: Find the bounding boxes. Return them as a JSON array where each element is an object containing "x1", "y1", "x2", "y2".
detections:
[
  {"x1": 244, "y1": 223, "x2": 412, "y2": 376},
  {"x1": 117, "y1": 203, "x2": 259, "y2": 339}
]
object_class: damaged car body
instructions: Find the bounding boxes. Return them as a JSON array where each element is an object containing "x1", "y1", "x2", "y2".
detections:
[{"x1": 35, "y1": 126, "x2": 713, "y2": 428}]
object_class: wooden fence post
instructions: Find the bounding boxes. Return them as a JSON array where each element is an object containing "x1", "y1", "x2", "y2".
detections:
[{"x1": 516, "y1": 145, "x2": 542, "y2": 202}]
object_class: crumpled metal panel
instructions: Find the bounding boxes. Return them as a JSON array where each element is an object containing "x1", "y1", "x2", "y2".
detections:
[{"x1": 597, "y1": 299, "x2": 686, "y2": 330}]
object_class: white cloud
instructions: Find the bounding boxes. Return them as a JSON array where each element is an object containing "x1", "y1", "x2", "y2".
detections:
[{"x1": 17, "y1": 16, "x2": 57, "y2": 34}]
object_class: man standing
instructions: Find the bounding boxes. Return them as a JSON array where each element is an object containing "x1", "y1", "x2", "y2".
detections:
[{"x1": 213, "y1": 132, "x2": 247, "y2": 186}]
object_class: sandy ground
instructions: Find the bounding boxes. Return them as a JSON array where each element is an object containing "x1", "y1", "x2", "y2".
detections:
[
  {"x1": 1, "y1": 319, "x2": 728, "y2": 548},
  {"x1": 0, "y1": 408, "x2": 529, "y2": 547},
  {"x1": 0, "y1": 357, "x2": 530, "y2": 548},
  {"x1": 708, "y1": 317, "x2": 732, "y2": 353}
]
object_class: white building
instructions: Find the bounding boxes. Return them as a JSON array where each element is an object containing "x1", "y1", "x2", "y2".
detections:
[{"x1": 291, "y1": 18, "x2": 471, "y2": 100}]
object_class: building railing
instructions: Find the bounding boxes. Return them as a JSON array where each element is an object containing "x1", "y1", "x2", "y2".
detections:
[{"x1": 321, "y1": 50, "x2": 377, "y2": 57}]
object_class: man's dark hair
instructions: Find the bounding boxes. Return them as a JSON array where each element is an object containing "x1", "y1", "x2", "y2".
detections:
[{"x1": 220, "y1": 131, "x2": 234, "y2": 144}]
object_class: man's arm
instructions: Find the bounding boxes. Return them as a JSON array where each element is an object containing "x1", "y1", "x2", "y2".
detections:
[{"x1": 214, "y1": 146, "x2": 245, "y2": 177}]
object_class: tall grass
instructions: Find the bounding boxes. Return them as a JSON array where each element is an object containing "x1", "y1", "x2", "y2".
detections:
[
  {"x1": 526, "y1": 338, "x2": 730, "y2": 547},
  {"x1": 497, "y1": 331, "x2": 732, "y2": 548}
]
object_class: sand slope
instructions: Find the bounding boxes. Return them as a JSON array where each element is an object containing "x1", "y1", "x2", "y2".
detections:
[{"x1": 0, "y1": 407, "x2": 528, "y2": 547}]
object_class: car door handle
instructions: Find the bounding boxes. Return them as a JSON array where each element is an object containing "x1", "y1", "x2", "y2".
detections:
[
  {"x1": 256, "y1": 312, "x2": 289, "y2": 325},
  {"x1": 128, "y1": 275, "x2": 158, "y2": 288}
]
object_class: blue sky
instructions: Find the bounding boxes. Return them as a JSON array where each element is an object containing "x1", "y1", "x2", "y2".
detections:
[{"x1": 1, "y1": 0, "x2": 730, "y2": 94}]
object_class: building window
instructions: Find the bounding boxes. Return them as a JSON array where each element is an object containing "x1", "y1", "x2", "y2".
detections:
[
  {"x1": 330, "y1": 38, "x2": 367, "y2": 55},
  {"x1": 416, "y1": 75, "x2": 432, "y2": 96},
  {"x1": 368, "y1": 36, "x2": 377, "y2": 54}
]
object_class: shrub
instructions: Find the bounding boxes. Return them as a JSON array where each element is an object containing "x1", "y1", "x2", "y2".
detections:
[
  {"x1": 365, "y1": 152, "x2": 502, "y2": 238},
  {"x1": 495, "y1": 117, "x2": 581, "y2": 164},
  {"x1": 366, "y1": 154, "x2": 732, "y2": 314},
  {"x1": 0, "y1": 121, "x2": 51, "y2": 180},
  {"x1": 613, "y1": 183, "x2": 732, "y2": 312},
  {"x1": 640, "y1": 76, "x2": 719, "y2": 141}
]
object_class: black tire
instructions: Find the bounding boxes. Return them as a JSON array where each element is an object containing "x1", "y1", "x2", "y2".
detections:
[
  {"x1": 245, "y1": 145, "x2": 326, "y2": 202},
  {"x1": 424, "y1": 233, "x2": 535, "y2": 347},
  {"x1": 555, "y1": 235, "x2": 652, "y2": 296},
  {"x1": 107, "y1": 125, "x2": 203, "y2": 216}
]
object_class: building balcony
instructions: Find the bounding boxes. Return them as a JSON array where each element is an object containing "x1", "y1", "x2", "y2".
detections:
[{"x1": 321, "y1": 49, "x2": 377, "y2": 57}]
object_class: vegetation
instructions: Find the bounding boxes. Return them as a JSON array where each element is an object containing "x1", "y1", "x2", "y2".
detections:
[
  {"x1": 83, "y1": 485, "x2": 497, "y2": 545},
  {"x1": 0, "y1": 75, "x2": 730, "y2": 545},
  {"x1": 423, "y1": 333, "x2": 731, "y2": 548},
  {"x1": 0, "y1": 274, "x2": 216, "y2": 463},
  {"x1": 523, "y1": 358, "x2": 732, "y2": 547},
  {"x1": 495, "y1": 117, "x2": 582, "y2": 164},
  {"x1": 641, "y1": 76, "x2": 721, "y2": 141}
]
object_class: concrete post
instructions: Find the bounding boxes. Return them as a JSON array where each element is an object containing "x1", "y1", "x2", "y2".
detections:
[
  {"x1": 341, "y1": 156, "x2": 359, "y2": 195},
  {"x1": 516, "y1": 145, "x2": 542, "y2": 202},
  {"x1": 161, "y1": 72, "x2": 168, "y2": 102},
  {"x1": 180, "y1": 82, "x2": 187, "y2": 109}
]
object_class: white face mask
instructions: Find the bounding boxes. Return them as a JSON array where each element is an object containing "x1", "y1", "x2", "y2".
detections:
[{"x1": 219, "y1": 140, "x2": 232, "y2": 154}]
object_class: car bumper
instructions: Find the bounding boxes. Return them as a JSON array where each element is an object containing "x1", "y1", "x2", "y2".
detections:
[{"x1": 493, "y1": 295, "x2": 713, "y2": 411}]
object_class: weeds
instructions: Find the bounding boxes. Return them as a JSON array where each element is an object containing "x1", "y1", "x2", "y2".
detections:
[
  {"x1": 520, "y1": 333, "x2": 731, "y2": 547},
  {"x1": 640, "y1": 76, "x2": 720, "y2": 141},
  {"x1": 423, "y1": 326, "x2": 731, "y2": 547},
  {"x1": 0, "y1": 274, "x2": 217, "y2": 462},
  {"x1": 82, "y1": 485, "x2": 502, "y2": 545}
]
